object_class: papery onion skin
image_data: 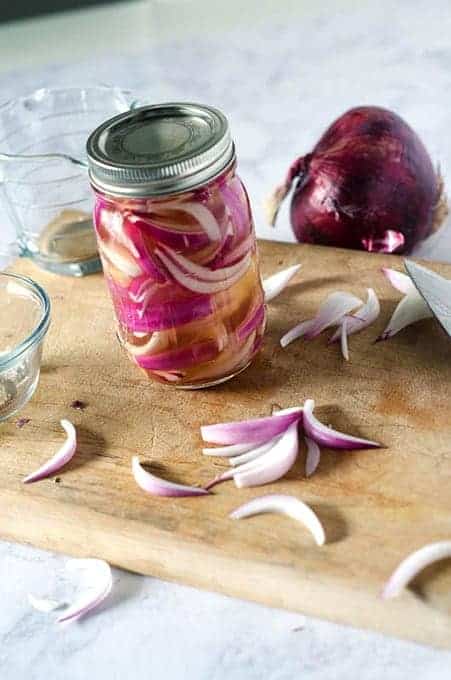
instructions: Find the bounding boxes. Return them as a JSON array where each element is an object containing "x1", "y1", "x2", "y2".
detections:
[{"x1": 270, "y1": 106, "x2": 446, "y2": 254}]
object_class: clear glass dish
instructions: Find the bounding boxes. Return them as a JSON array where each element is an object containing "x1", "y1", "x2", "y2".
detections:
[
  {"x1": 0, "y1": 87, "x2": 137, "y2": 277},
  {"x1": 0, "y1": 272, "x2": 50, "y2": 421}
]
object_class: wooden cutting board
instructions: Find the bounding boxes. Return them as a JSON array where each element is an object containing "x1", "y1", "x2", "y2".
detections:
[{"x1": 2, "y1": 241, "x2": 451, "y2": 648}]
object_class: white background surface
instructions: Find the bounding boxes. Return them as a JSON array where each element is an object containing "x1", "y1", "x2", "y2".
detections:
[{"x1": 1, "y1": 1, "x2": 451, "y2": 677}]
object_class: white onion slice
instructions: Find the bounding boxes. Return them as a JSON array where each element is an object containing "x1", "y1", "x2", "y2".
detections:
[
  {"x1": 202, "y1": 441, "x2": 266, "y2": 457},
  {"x1": 98, "y1": 241, "x2": 142, "y2": 278},
  {"x1": 28, "y1": 594, "x2": 62, "y2": 613},
  {"x1": 228, "y1": 437, "x2": 281, "y2": 466},
  {"x1": 303, "y1": 399, "x2": 380, "y2": 450},
  {"x1": 330, "y1": 288, "x2": 380, "y2": 344},
  {"x1": 340, "y1": 317, "x2": 349, "y2": 360},
  {"x1": 156, "y1": 249, "x2": 249, "y2": 295},
  {"x1": 382, "y1": 267, "x2": 417, "y2": 296},
  {"x1": 280, "y1": 319, "x2": 313, "y2": 348},
  {"x1": 57, "y1": 559, "x2": 113, "y2": 624},
  {"x1": 132, "y1": 456, "x2": 208, "y2": 497},
  {"x1": 263, "y1": 264, "x2": 302, "y2": 302},
  {"x1": 382, "y1": 541, "x2": 451, "y2": 599},
  {"x1": 304, "y1": 436, "x2": 321, "y2": 477},
  {"x1": 230, "y1": 494, "x2": 325, "y2": 546},
  {"x1": 167, "y1": 201, "x2": 222, "y2": 242},
  {"x1": 100, "y1": 208, "x2": 139, "y2": 257},
  {"x1": 304, "y1": 291, "x2": 362, "y2": 339},
  {"x1": 159, "y1": 244, "x2": 250, "y2": 282},
  {"x1": 23, "y1": 419, "x2": 77, "y2": 484},
  {"x1": 378, "y1": 292, "x2": 432, "y2": 341},
  {"x1": 233, "y1": 421, "x2": 299, "y2": 488}
]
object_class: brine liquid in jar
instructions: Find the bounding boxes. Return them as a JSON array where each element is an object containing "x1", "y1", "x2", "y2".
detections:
[{"x1": 87, "y1": 103, "x2": 266, "y2": 388}]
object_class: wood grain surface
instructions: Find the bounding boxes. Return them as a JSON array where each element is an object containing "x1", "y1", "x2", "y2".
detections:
[{"x1": 2, "y1": 241, "x2": 451, "y2": 648}]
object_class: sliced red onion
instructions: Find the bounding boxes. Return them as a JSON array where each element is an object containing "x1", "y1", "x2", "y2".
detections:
[
  {"x1": 377, "y1": 292, "x2": 432, "y2": 341},
  {"x1": 237, "y1": 304, "x2": 266, "y2": 342},
  {"x1": 124, "y1": 333, "x2": 162, "y2": 356},
  {"x1": 219, "y1": 234, "x2": 254, "y2": 267},
  {"x1": 304, "y1": 436, "x2": 321, "y2": 477},
  {"x1": 303, "y1": 291, "x2": 362, "y2": 340},
  {"x1": 98, "y1": 241, "x2": 142, "y2": 278},
  {"x1": 100, "y1": 208, "x2": 139, "y2": 257},
  {"x1": 158, "y1": 245, "x2": 249, "y2": 283},
  {"x1": 381, "y1": 267, "x2": 417, "y2": 296},
  {"x1": 263, "y1": 264, "x2": 302, "y2": 302},
  {"x1": 156, "y1": 249, "x2": 250, "y2": 295},
  {"x1": 362, "y1": 229, "x2": 405, "y2": 254},
  {"x1": 382, "y1": 541, "x2": 451, "y2": 599},
  {"x1": 200, "y1": 409, "x2": 302, "y2": 445},
  {"x1": 340, "y1": 317, "x2": 349, "y2": 360},
  {"x1": 116, "y1": 294, "x2": 213, "y2": 333},
  {"x1": 135, "y1": 340, "x2": 220, "y2": 371},
  {"x1": 329, "y1": 288, "x2": 380, "y2": 344},
  {"x1": 303, "y1": 399, "x2": 381, "y2": 449},
  {"x1": 132, "y1": 456, "x2": 208, "y2": 497},
  {"x1": 125, "y1": 227, "x2": 168, "y2": 283},
  {"x1": 233, "y1": 421, "x2": 299, "y2": 488},
  {"x1": 229, "y1": 437, "x2": 281, "y2": 466},
  {"x1": 153, "y1": 370, "x2": 184, "y2": 383},
  {"x1": 168, "y1": 201, "x2": 222, "y2": 242},
  {"x1": 23, "y1": 419, "x2": 77, "y2": 484},
  {"x1": 202, "y1": 441, "x2": 265, "y2": 457},
  {"x1": 280, "y1": 319, "x2": 313, "y2": 348},
  {"x1": 57, "y1": 559, "x2": 113, "y2": 624},
  {"x1": 127, "y1": 213, "x2": 209, "y2": 251},
  {"x1": 230, "y1": 494, "x2": 325, "y2": 546}
]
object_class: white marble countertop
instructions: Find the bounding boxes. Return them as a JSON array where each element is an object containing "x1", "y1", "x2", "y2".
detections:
[{"x1": 1, "y1": 1, "x2": 451, "y2": 677}]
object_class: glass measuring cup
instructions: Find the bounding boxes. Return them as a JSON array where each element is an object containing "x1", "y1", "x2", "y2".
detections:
[{"x1": 0, "y1": 87, "x2": 138, "y2": 276}]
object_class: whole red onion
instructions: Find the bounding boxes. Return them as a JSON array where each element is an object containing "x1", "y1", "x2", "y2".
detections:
[{"x1": 267, "y1": 106, "x2": 447, "y2": 254}]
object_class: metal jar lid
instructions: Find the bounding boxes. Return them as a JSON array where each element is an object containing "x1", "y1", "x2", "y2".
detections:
[{"x1": 86, "y1": 102, "x2": 235, "y2": 197}]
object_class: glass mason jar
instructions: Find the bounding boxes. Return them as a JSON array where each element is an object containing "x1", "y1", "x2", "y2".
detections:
[{"x1": 87, "y1": 103, "x2": 266, "y2": 388}]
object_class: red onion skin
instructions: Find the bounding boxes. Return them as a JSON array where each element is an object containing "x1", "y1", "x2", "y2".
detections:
[{"x1": 282, "y1": 107, "x2": 444, "y2": 253}]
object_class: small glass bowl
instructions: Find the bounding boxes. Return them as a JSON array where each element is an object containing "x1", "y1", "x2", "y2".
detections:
[{"x1": 0, "y1": 272, "x2": 50, "y2": 422}]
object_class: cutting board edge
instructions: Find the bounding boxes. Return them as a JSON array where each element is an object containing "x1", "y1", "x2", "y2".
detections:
[{"x1": 2, "y1": 489, "x2": 449, "y2": 650}]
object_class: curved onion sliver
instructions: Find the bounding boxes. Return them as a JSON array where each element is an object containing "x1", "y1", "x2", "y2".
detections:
[
  {"x1": 158, "y1": 245, "x2": 251, "y2": 283},
  {"x1": 305, "y1": 436, "x2": 321, "y2": 477},
  {"x1": 382, "y1": 267, "x2": 417, "y2": 296},
  {"x1": 23, "y1": 419, "x2": 77, "y2": 484},
  {"x1": 263, "y1": 264, "x2": 302, "y2": 302},
  {"x1": 57, "y1": 559, "x2": 113, "y2": 624},
  {"x1": 132, "y1": 456, "x2": 208, "y2": 497},
  {"x1": 201, "y1": 408, "x2": 302, "y2": 445},
  {"x1": 230, "y1": 494, "x2": 325, "y2": 546},
  {"x1": 382, "y1": 541, "x2": 451, "y2": 599},
  {"x1": 98, "y1": 241, "x2": 142, "y2": 278},
  {"x1": 303, "y1": 399, "x2": 380, "y2": 450}
]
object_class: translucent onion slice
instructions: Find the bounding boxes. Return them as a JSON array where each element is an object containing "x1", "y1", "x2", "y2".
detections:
[
  {"x1": 202, "y1": 441, "x2": 265, "y2": 457},
  {"x1": 280, "y1": 319, "x2": 313, "y2": 348},
  {"x1": 135, "y1": 340, "x2": 220, "y2": 371},
  {"x1": 329, "y1": 288, "x2": 380, "y2": 344},
  {"x1": 132, "y1": 456, "x2": 208, "y2": 497},
  {"x1": 233, "y1": 421, "x2": 299, "y2": 488},
  {"x1": 340, "y1": 317, "x2": 349, "y2": 361},
  {"x1": 127, "y1": 213, "x2": 209, "y2": 251},
  {"x1": 156, "y1": 249, "x2": 250, "y2": 295},
  {"x1": 168, "y1": 201, "x2": 222, "y2": 242},
  {"x1": 228, "y1": 437, "x2": 281, "y2": 466},
  {"x1": 200, "y1": 409, "x2": 303, "y2": 445},
  {"x1": 378, "y1": 292, "x2": 432, "y2": 341},
  {"x1": 23, "y1": 419, "x2": 77, "y2": 484},
  {"x1": 205, "y1": 437, "x2": 284, "y2": 489},
  {"x1": 304, "y1": 436, "x2": 321, "y2": 477},
  {"x1": 230, "y1": 494, "x2": 325, "y2": 546},
  {"x1": 57, "y1": 559, "x2": 113, "y2": 624},
  {"x1": 98, "y1": 241, "x2": 142, "y2": 278},
  {"x1": 100, "y1": 208, "x2": 139, "y2": 257},
  {"x1": 303, "y1": 399, "x2": 381, "y2": 450},
  {"x1": 263, "y1": 264, "x2": 302, "y2": 302},
  {"x1": 237, "y1": 304, "x2": 266, "y2": 342},
  {"x1": 382, "y1": 267, "x2": 417, "y2": 296},
  {"x1": 158, "y1": 244, "x2": 250, "y2": 282},
  {"x1": 303, "y1": 291, "x2": 362, "y2": 340},
  {"x1": 382, "y1": 541, "x2": 451, "y2": 599},
  {"x1": 124, "y1": 333, "x2": 162, "y2": 356}
]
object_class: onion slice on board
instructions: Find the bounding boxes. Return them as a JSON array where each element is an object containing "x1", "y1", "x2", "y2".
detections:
[
  {"x1": 303, "y1": 291, "x2": 362, "y2": 340},
  {"x1": 200, "y1": 409, "x2": 302, "y2": 445},
  {"x1": 340, "y1": 317, "x2": 349, "y2": 360},
  {"x1": 57, "y1": 559, "x2": 113, "y2": 624},
  {"x1": 228, "y1": 437, "x2": 281, "y2": 466},
  {"x1": 202, "y1": 441, "x2": 265, "y2": 458},
  {"x1": 377, "y1": 292, "x2": 432, "y2": 341},
  {"x1": 233, "y1": 421, "x2": 299, "y2": 488},
  {"x1": 263, "y1": 264, "x2": 302, "y2": 302},
  {"x1": 305, "y1": 436, "x2": 321, "y2": 477},
  {"x1": 303, "y1": 399, "x2": 381, "y2": 450},
  {"x1": 230, "y1": 494, "x2": 325, "y2": 546},
  {"x1": 205, "y1": 436, "x2": 285, "y2": 489},
  {"x1": 23, "y1": 419, "x2": 77, "y2": 484},
  {"x1": 382, "y1": 267, "x2": 417, "y2": 296},
  {"x1": 329, "y1": 288, "x2": 380, "y2": 344},
  {"x1": 132, "y1": 456, "x2": 208, "y2": 497},
  {"x1": 382, "y1": 541, "x2": 451, "y2": 599},
  {"x1": 280, "y1": 319, "x2": 313, "y2": 348}
]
